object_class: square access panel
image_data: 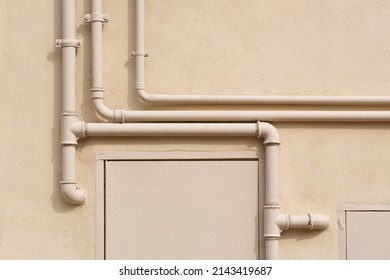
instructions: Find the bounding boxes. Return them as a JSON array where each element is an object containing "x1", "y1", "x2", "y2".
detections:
[
  {"x1": 339, "y1": 205, "x2": 390, "y2": 259},
  {"x1": 96, "y1": 151, "x2": 264, "y2": 260}
]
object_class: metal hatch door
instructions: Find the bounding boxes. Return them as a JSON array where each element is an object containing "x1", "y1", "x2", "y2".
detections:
[{"x1": 104, "y1": 159, "x2": 259, "y2": 260}]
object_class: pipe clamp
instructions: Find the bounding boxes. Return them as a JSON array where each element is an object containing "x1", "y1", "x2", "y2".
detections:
[
  {"x1": 84, "y1": 13, "x2": 109, "y2": 23},
  {"x1": 131, "y1": 52, "x2": 149, "y2": 57},
  {"x1": 55, "y1": 39, "x2": 82, "y2": 48}
]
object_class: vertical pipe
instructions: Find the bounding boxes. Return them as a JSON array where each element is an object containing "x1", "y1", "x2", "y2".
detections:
[
  {"x1": 135, "y1": 0, "x2": 145, "y2": 92},
  {"x1": 264, "y1": 144, "x2": 281, "y2": 260},
  {"x1": 60, "y1": 0, "x2": 86, "y2": 205},
  {"x1": 91, "y1": 0, "x2": 103, "y2": 89},
  {"x1": 62, "y1": 0, "x2": 76, "y2": 112},
  {"x1": 258, "y1": 122, "x2": 281, "y2": 260}
]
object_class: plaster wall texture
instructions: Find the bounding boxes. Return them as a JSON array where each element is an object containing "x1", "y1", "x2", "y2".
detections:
[{"x1": 1, "y1": 0, "x2": 390, "y2": 259}]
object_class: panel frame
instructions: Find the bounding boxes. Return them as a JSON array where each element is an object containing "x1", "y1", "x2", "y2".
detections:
[
  {"x1": 96, "y1": 150, "x2": 264, "y2": 260},
  {"x1": 337, "y1": 204, "x2": 390, "y2": 260}
]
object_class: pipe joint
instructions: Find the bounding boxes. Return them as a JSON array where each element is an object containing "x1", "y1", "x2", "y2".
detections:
[
  {"x1": 263, "y1": 234, "x2": 281, "y2": 240},
  {"x1": 137, "y1": 89, "x2": 155, "y2": 102},
  {"x1": 135, "y1": 82, "x2": 145, "y2": 90},
  {"x1": 264, "y1": 204, "x2": 282, "y2": 239},
  {"x1": 60, "y1": 180, "x2": 87, "y2": 205},
  {"x1": 70, "y1": 120, "x2": 86, "y2": 138},
  {"x1": 256, "y1": 121, "x2": 280, "y2": 145},
  {"x1": 91, "y1": 87, "x2": 104, "y2": 99},
  {"x1": 114, "y1": 109, "x2": 126, "y2": 123},
  {"x1": 61, "y1": 113, "x2": 80, "y2": 145}
]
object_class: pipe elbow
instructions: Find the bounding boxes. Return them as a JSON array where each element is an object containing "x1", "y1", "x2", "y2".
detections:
[
  {"x1": 257, "y1": 121, "x2": 280, "y2": 145},
  {"x1": 60, "y1": 181, "x2": 87, "y2": 205},
  {"x1": 136, "y1": 89, "x2": 153, "y2": 103},
  {"x1": 92, "y1": 99, "x2": 115, "y2": 121}
]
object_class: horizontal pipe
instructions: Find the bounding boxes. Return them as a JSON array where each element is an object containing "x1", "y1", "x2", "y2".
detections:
[
  {"x1": 92, "y1": 101, "x2": 390, "y2": 122},
  {"x1": 276, "y1": 214, "x2": 330, "y2": 230},
  {"x1": 137, "y1": 90, "x2": 390, "y2": 106},
  {"x1": 74, "y1": 122, "x2": 259, "y2": 137}
]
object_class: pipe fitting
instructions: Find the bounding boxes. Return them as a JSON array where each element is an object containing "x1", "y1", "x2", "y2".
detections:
[
  {"x1": 92, "y1": 99, "x2": 115, "y2": 120},
  {"x1": 257, "y1": 121, "x2": 280, "y2": 145},
  {"x1": 264, "y1": 204, "x2": 282, "y2": 240},
  {"x1": 60, "y1": 181, "x2": 87, "y2": 205},
  {"x1": 114, "y1": 109, "x2": 125, "y2": 123},
  {"x1": 61, "y1": 113, "x2": 79, "y2": 145},
  {"x1": 91, "y1": 87, "x2": 104, "y2": 99},
  {"x1": 137, "y1": 89, "x2": 154, "y2": 103},
  {"x1": 70, "y1": 120, "x2": 86, "y2": 138}
]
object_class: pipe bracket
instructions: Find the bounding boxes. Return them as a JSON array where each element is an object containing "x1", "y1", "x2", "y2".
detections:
[
  {"x1": 55, "y1": 39, "x2": 82, "y2": 48},
  {"x1": 84, "y1": 13, "x2": 109, "y2": 23},
  {"x1": 131, "y1": 52, "x2": 149, "y2": 57}
]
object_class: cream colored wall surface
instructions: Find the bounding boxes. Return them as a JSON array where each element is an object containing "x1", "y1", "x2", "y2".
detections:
[{"x1": 1, "y1": 0, "x2": 390, "y2": 259}]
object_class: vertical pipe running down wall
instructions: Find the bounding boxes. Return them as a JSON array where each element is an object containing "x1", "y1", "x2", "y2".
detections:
[
  {"x1": 91, "y1": 0, "x2": 104, "y2": 95},
  {"x1": 60, "y1": 0, "x2": 87, "y2": 205}
]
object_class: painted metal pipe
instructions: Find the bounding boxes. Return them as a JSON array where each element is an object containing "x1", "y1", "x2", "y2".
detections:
[
  {"x1": 257, "y1": 123, "x2": 281, "y2": 260},
  {"x1": 134, "y1": 0, "x2": 390, "y2": 106},
  {"x1": 77, "y1": 122, "x2": 259, "y2": 137},
  {"x1": 59, "y1": 0, "x2": 86, "y2": 205},
  {"x1": 276, "y1": 214, "x2": 330, "y2": 230},
  {"x1": 90, "y1": 0, "x2": 104, "y2": 99},
  {"x1": 93, "y1": 99, "x2": 390, "y2": 122}
]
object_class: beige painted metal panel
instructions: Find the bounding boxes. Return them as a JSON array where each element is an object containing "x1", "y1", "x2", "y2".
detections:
[
  {"x1": 346, "y1": 211, "x2": 390, "y2": 260},
  {"x1": 105, "y1": 160, "x2": 258, "y2": 259}
]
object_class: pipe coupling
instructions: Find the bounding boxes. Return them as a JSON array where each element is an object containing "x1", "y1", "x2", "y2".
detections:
[
  {"x1": 91, "y1": 87, "x2": 104, "y2": 99},
  {"x1": 114, "y1": 109, "x2": 126, "y2": 123}
]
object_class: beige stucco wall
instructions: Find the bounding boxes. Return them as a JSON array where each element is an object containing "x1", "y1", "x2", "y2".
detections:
[{"x1": 1, "y1": 0, "x2": 390, "y2": 259}]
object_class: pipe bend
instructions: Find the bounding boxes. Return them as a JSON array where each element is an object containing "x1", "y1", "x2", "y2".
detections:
[
  {"x1": 92, "y1": 98, "x2": 115, "y2": 120},
  {"x1": 60, "y1": 181, "x2": 87, "y2": 205},
  {"x1": 257, "y1": 121, "x2": 280, "y2": 145},
  {"x1": 137, "y1": 89, "x2": 153, "y2": 102}
]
